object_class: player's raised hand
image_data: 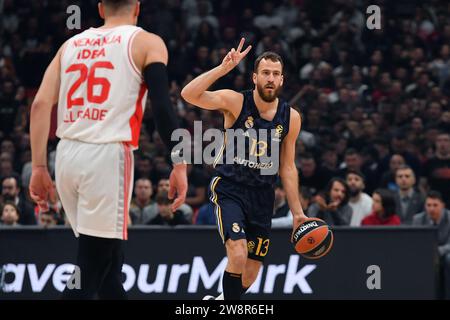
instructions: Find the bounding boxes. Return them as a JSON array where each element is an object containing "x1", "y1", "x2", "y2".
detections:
[
  {"x1": 220, "y1": 38, "x2": 252, "y2": 74},
  {"x1": 29, "y1": 165, "x2": 56, "y2": 212},
  {"x1": 168, "y1": 162, "x2": 188, "y2": 212}
]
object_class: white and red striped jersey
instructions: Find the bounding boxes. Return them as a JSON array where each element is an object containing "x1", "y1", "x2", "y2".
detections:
[{"x1": 57, "y1": 25, "x2": 147, "y2": 149}]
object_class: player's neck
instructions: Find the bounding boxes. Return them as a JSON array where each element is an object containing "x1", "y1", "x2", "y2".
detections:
[
  {"x1": 252, "y1": 90, "x2": 278, "y2": 113},
  {"x1": 101, "y1": 16, "x2": 136, "y2": 28}
]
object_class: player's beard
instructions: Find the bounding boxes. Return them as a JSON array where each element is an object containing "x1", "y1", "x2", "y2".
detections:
[{"x1": 256, "y1": 82, "x2": 281, "y2": 102}]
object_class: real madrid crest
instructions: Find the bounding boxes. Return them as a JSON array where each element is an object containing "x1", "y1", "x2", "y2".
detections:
[
  {"x1": 232, "y1": 223, "x2": 241, "y2": 233},
  {"x1": 245, "y1": 116, "x2": 254, "y2": 129}
]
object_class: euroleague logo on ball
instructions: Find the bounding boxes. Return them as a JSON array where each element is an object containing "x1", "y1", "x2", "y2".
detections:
[
  {"x1": 292, "y1": 218, "x2": 334, "y2": 259},
  {"x1": 293, "y1": 221, "x2": 319, "y2": 242}
]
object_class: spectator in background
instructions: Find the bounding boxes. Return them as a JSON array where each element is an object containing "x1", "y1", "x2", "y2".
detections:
[
  {"x1": 148, "y1": 191, "x2": 190, "y2": 226},
  {"x1": 423, "y1": 132, "x2": 450, "y2": 207},
  {"x1": 394, "y1": 165, "x2": 425, "y2": 224},
  {"x1": 195, "y1": 201, "x2": 215, "y2": 225},
  {"x1": 298, "y1": 152, "x2": 332, "y2": 195},
  {"x1": 134, "y1": 154, "x2": 153, "y2": 182},
  {"x1": 0, "y1": 80, "x2": 22, "y2": 136},
  {"x1": 185, "y1": 164, "x2": 207, "y2": 211},
  {"x1": 271, "y1": 181, "x2": 290, "y2": 228},
  {"x1": 362, "y1": 189, "x2": 401, "y2": 226},
  {"x1": 1, "y1": 0, "x2": 450, "y2": 228},
  {"x1": 129, "y1": 178, "x2": 157, "y2": 225},
  {"x1": 346, "y1": 170, "x2": 372, "y2": 226},
  {"x1": 339, "y1": 148, "x2": 377, "y2": 193},
  {"x1": 413, "y1": 191, "x2": 450, "y2": 299},
  {"x1": 1, "y1": 202, "x2": 20, "y2": 226},
  {"x1": 1, "y1": 175, "x2": 35, "y2": 225},
  {"x1": 0, "y1": 151, "x2": 19, "y2": 180},
  {"x1": 379, "y1": 154, "x2": 406, "y2": 191},
  {"x1": 273, "y1": 185, "x2": 313, "y2": 228},
  {"x1": 320, "y1": 146, "x2": 339, "y2": 173},
  {"x1": 308, "y1": 178, "x2": 352, "y2": 226},
  {"x1": 299, "y1": 187, "x2": 313, "y2": 213},
  {"x1": 38, "y1": 209, "x2": 58, "y2": 228},
  {"x1": 299, "y1": 46, "x2": 327, "y2": 80}
]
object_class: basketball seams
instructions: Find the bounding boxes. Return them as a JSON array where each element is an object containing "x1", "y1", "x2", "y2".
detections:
[
  {"x1": 294, "y1": 225, "x2": 329, "y2": 253},
  {"x1": 302, "y1": 231, "x2": 334, "y2": 259}
]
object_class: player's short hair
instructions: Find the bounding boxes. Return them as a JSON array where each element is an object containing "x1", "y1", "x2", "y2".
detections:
[
  {"x1": 254, "y1": 51, "x2": 284, "y2": 73},
  {"x1": 102, "y1": 0, "x2": 136, "y2": 11}
]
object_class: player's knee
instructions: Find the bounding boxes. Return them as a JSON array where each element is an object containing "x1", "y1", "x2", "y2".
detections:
[{"x1": 226, "y1": 240, "x2": 247, "y2": 266}]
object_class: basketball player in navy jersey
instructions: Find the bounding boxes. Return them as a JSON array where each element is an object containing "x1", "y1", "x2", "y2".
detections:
[{"x1": 181, "y1": 39, "x2": 308, "y2": 300}]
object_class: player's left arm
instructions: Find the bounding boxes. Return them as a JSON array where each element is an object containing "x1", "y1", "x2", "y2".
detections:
[
  {"x1": 279, "y1": 108, "x2": 307, "y2": 232},
  {"x1": 29, "y1": 44, "x2": 64, "y2": 210},
  {"x1": 30, "y1": 45, "x2": 63, "y2": 166}
]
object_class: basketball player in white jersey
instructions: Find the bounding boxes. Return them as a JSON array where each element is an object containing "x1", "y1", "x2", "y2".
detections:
[{"x1": 29, "y1": 0, "x2": 187, "y2": 299}]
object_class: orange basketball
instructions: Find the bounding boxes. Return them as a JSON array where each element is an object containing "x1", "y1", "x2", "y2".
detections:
[{"x1": 291, "y1": 218, "x2": 334, "y2": 259}]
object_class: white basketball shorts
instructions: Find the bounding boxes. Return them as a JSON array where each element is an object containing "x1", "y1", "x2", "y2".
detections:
[{"x1": 55, "y1": 139, "x2": 133, "y2": 240}]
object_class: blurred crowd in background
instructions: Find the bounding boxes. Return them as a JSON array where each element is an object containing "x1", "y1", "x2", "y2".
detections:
[{"x1": 0, "y1": 0, "x2": 449, "y2": 237}]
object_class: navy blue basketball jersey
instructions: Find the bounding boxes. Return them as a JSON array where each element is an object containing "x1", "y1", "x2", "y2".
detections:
[{"x1": 214, "y1": 90, "x2": 291, "y2": 187}]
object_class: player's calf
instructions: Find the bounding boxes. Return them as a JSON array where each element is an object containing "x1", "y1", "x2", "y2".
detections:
[
  {"x1": 223, "y1": 239, "x2": 247, "y2": 300},
  {"x1": 225, "y1": 239, "x2": 247, "y2": 273},
  {"x1": 242, "y1": 258, "x2": 262, "y2": 289}
]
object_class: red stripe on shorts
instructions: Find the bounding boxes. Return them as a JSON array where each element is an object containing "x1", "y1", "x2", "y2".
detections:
[{"x1": 123, "y1": 143, "x2": 131, "y2": 240}]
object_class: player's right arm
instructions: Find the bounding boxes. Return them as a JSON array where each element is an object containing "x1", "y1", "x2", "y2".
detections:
[{"x1": 181, "y1": 38, "x2": 252, "y2": 117}]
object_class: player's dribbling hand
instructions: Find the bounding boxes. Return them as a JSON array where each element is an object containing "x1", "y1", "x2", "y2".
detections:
[
  {"x1": 168, "y1": 162, "x2": 188, "y2": 212},
  {"x1": 29, "y1": 165, "x2": 56, "y2": 212},
  {"x1": 220, "y1": 38, "x2": 252, "y2": 74},
  {"x1": 291, "y1": 213, "x2": 308, "y2": 243}
]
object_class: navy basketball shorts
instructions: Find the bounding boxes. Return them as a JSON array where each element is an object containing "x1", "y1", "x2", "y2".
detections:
[{"x1": 208, "y1": 176, "x2": 275, "y2": 262}]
